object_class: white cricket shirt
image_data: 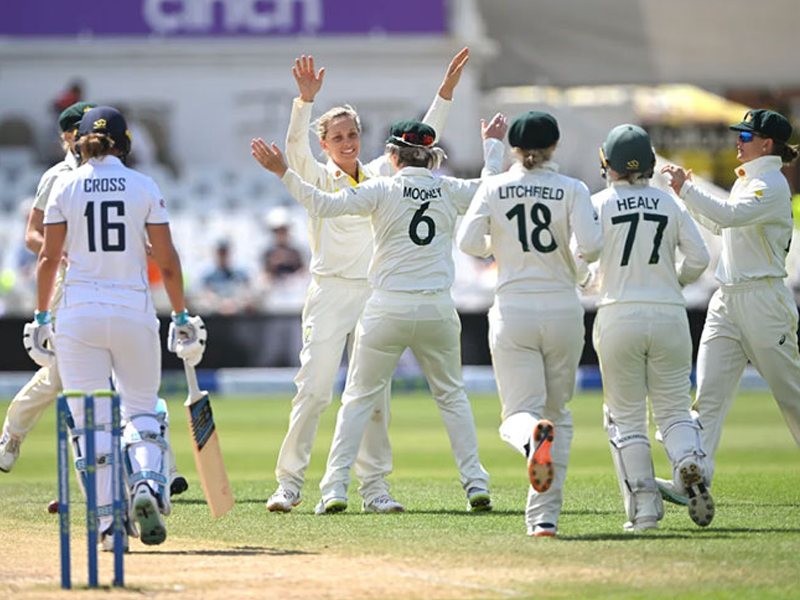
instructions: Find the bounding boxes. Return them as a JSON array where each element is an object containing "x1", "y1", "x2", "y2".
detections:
[
  {"x1": 34, "y1": 151, "x2": 79, "y2": 211},
  {"x1": 34, "y1": 151, "x2": 80, "y2": 314},
  {"x1": 280, "y1": 139, "x2": 503, "y2": 292},
  {"x1": 285, "y1": 95, "x2": 453, "y2": 280},
  {"x1": 592, "y1": 181, "x2": 709, "y2": 307},
  {"x1": 680, "y1": 155, "x2": 793, "y2": 284},
  {"x1": 457, "y1": 161, "x2": 603, "y2": 297},
  {"x1": 44, "y1": 155, "x2": 169, "y2": 309}
]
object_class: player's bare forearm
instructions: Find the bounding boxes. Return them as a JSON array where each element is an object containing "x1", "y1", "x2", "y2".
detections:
[
  {"x1": 36, "y1": 254, "x2": 59, "y2": 312},
  {"x1": 25, "y1": 208, "x2": 45, "y2": 255},
  {"x1": 438, "y1": 47, "x2": 469, "y2": 100},
  {"x1": 146, "y1": 223, "x2": 186, "y2": 313}
]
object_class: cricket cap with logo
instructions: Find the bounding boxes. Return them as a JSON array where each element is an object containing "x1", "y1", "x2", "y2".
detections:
[
  {"x1": 77, "y1": 105, "x2": 132, "y2": 157},
  {"x1": 58, "y1": 101, "x2": 97, "y2": 133},
  {"x1": 730, "y1": 109, "x2": 792, "y2": 143},
  {"x1": 386, "y1": 120, "x2": 437, "y2": 147},
  {"x1": 601, "y1": 124, "x2": 656, "y2": 174},
  {"x1": 508, "y1": 111, "x2": 560, "y2": 149}
]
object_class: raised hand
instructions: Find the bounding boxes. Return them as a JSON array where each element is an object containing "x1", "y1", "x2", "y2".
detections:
[
  {"x1": 438, "y1": 47, "x2": 469, "y2": 101},
  {"x1": 481, "y1": 113, "x2": 509, "y2": 141},
  {"x1": 660, "y1": 164, "x2": 692, "y2": 195},
  {"x1": 292, "y1": 55, "x2": 325, "y2": 103},
  {"x1": 251, "y1": 139, "x2": 289, "y2": 177}
]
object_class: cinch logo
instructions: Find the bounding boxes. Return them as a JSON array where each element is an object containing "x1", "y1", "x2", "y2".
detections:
[
  {"x1": 93, "y1": 119, "x2": 107, "y2": 130},
  {"x1": 627, "y1": 159, "x2": 639, "y2": 170}
]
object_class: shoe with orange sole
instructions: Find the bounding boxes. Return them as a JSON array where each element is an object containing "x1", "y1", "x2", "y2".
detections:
[{"x1": 528, "y1": 420, "x2": 555, "y2": 493}]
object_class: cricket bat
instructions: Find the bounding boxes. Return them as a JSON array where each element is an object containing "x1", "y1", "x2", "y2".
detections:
[{"x1": 183, "y1": 360, "x2": 234, "y2": 518}]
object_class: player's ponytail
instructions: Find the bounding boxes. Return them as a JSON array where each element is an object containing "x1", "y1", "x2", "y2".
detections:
[
  {"x1": 77, "y1": 132, "x2": 117, "y2": 163},
  {"x1": 772, "y1": 140, "x2": 799, "y2": 165},
  {"x1": 514, "y1": 147, "x2": 554, "y2": 170},
  {"x1": 385, "y1": 143, "x2": 447, "y2": 170}
]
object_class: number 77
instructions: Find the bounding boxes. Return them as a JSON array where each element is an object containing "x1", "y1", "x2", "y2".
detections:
[{"x1": 610, "y1": 212, "x2": 668, "y2": 266}]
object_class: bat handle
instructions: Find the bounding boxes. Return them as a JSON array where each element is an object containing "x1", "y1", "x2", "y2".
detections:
[{"x1": 183, "y1": 359, "x2": 202, "y2": 401}]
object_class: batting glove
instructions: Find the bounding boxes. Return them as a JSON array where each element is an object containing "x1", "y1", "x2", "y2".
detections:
[
  {"x1": 168, "y1": 311, "x2": 207, "y2": 367},
  {"x1": 23, "y1": 310, "x2": 56, "y2": 368}
]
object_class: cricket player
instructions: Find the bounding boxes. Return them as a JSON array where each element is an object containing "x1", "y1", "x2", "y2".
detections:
[
  {"x1": 26, "y1": 106, "x2": 205, "y2": 549},
  {"x1": 252, "y1": 114, "x2": 506, "y2": 513},
  {"x1": 266, "y1": 50, "x2": 471, "y2": 514},
  {"x1": 0, "y1": 101, "x2": 94, "y2": 473},
  {"x1": 659, "y1": 109, "x2": 800, "y2": 501},
  {"x1": 591, "y1": 124, "x2": 712, "y2": 530},
  {"x1": 1, "y1": 102, "x2": 189, "y2": 498},
  {"x1": 457, "y1": 111, "x2": 603, "y2": 537}
]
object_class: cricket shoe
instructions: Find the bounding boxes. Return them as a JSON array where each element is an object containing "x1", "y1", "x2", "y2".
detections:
[
  {"x1": 0, "y1": 428, "x2": 21, "y2": 473},
  {"x1": 528, "y1": 420, "x2": 555, "y2": 493},
  {"x1": 527, "y1": 522, "x2": 557, "y2": 537},
  {"x1": 99, "y1": 521, "x2": 129, "y2": 553},
  {"x1": 679, "y1": 459, "x2": 715, "y2": 527},
  {"x1": 314, "y1": 496, "x2": 348, "y2": 515},
  {"x1": 623, "y1": 517, "x2": 659, "y2": 532},
  {"x1": 170, "y1": 475, "x2": 189, "y2": 497},
  {"x1": 363, "y1": 494, "x2": 405, "y2": 513},
  {"x1": 266, "y1": 487, "x2": 302, "y2": 513},
  {"x1": 131, "y1": 483, "x2": 167, "y2": 545},
  {"x1": 656, "y1": 477, "x2": 688, "y2": 506},
  {"x1": 466, "y1": 487, "x2": 493, "y2": 512}
]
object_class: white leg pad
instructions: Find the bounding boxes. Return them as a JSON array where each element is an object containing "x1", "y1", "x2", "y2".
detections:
[
  {"x1": 123, "y1": 413, "x2": 170, "y2": 516},
  {"x1": 605, "y1": 405, "x2": 664, "y2": 524},
  {"x1": 499, "y1": 411, "x2": 540, "y2": 458},
  {"x1": 660, "y1": 417, "x2": 709, "y2": 492}
]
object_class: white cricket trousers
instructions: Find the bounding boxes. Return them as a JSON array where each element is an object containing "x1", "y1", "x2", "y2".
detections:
[
  {"x1": 490, "y1": 291, "x2": 582, "y2": 528},
  {"x1": 3, "y1": 364, "x2": 61, "y2": 439},
  {"x1": 594, "y1": 302, "x2": 695, "y2": 432},
  {"x1": 275, "y1": 276, "x2": 394, "y2": 503},
  {"x1": 55, "y1": 303, "x2": 162, "y2": 528},
  {"x1": 696, "y1": 278, "x2": 800, "y2": 479},
  {"x1": 320, "y1": 289, "x2": 489, "y2": 501}
]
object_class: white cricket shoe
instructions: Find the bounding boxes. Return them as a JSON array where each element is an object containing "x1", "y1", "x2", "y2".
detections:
[
  {"x1": 314, "y1": 496, "x2": 348, "y2": 515},
  {"x1": 0, "y1": 429, "x2": 21, "y2": 473},
  {"x1": 656, "y1": 477, "x2": 689, "y2": 506},
  {"x1": 623, "y1": 517, "x2": 659, "y2": 532},
  {"x1": 527, "y1": 523, "x2": 557, "y2": 537},
  {"x1": 678, "y1": 459, "x2": 715, "y2": 527},
  {"x1": 131, "y1": 483, "x2": 167, "y2": 545},
  {"x1": 99, "y1": 522, "x2": 129, "y2": 553},
  {"x1": 362, "y1": 494, "x2": 405, "y2": 513},
  {"x1": 266, "y1": 487, "x2": 302, "y2": 513},
  {"x1": 466, "y1": 487, "x2": 493, "y2": 512}
]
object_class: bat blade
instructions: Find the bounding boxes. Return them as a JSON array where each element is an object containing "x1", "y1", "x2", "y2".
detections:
[{"x1": 184, "y1": 367, "x2": 234, "y2": 518}]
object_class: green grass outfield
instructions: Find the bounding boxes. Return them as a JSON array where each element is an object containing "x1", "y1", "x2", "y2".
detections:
[{"x1": 1, "y1": 390, "x2": 799, "y2": 599}]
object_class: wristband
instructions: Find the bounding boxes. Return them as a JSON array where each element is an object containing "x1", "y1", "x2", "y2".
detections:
[
  {"x1": 35, "y1": 310, "x2": 52, "y2": 325},
  {"x1": 171, "y1": 310, "x2": 189, "y2": 326}
]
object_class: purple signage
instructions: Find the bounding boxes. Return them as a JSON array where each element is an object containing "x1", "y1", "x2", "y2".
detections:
[{"x1": 0, "y1": 0, "x2": 448, "y2": 37}]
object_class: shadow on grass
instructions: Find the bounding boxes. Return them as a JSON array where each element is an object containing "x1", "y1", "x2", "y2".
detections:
[
  {"x1": 557, "y1": 532, "x2": 732, "y2": 541},
  {"x1": 131, "y1": 545, "x2": 316, "y2": 556},
  {"x1": 687, "y1": 527, "x2": 800, "y2": 534}
]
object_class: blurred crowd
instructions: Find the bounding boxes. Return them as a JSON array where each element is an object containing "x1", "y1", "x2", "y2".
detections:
[{"x1": 3, "y1": 84, "x2": 800, "y2": 320}]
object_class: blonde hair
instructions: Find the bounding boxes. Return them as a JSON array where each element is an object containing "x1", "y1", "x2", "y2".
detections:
[
  {"x1": 77, "y1": 132, "x2": 117, "y2": 163},
  {"x1": 514, "y1": 146, "x2": 554, "y2": 170},
  {"x1": 385, "y1": 143, "x2": 447, "y2": 171},
  {"x1": 314, "y1": 105, "x2": 361, "y2": 140}
]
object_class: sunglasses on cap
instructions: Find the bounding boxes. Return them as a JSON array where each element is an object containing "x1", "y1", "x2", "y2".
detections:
[
  {"x1": 738, "y1": 131, "x2": 756, "y2": 143},
  {"x1": 400, "y1": 132, "x2": 434, "y2": 146}
]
